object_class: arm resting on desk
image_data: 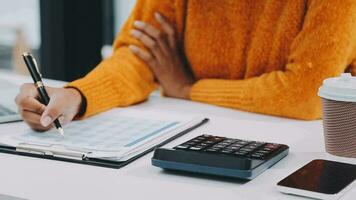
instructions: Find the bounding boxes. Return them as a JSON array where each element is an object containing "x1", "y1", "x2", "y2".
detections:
[{"x1": 190, "y1": 0, "x2": 356, "y2": 120}]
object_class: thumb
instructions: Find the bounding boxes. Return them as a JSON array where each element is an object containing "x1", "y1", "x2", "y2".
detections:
[{"x1": 40, "y1": 100, "x2": 62, "y2": 127}]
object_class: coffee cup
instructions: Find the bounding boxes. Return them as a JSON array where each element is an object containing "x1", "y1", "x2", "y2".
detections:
[{"x1": 318, "y1": 73, "x2": 356, "y2": 158}]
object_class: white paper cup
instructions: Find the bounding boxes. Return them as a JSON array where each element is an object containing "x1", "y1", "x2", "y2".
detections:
[{"x1": 318, "y1": 73, "x2": 356, "y2": 158}]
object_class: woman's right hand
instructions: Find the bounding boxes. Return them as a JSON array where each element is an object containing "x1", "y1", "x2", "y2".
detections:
[{"x1": 15, "y1": 83, "x2": 83, "y2": 131}]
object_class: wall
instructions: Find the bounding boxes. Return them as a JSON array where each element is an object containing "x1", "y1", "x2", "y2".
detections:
[
  {"x1": 114, "y1": 0, "x2": 136, "y2": 35},
  {"x1": 0, "y1": 0, "x2": 40, "y2": 49}
]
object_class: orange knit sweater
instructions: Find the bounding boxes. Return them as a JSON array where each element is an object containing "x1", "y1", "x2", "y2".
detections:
[{"x1": 68, "y1": 0, "x2": 356, "y2": 120}]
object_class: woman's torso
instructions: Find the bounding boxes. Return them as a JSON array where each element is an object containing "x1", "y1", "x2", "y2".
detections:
[{"x1": 183, "y1": 0, "x2": 308, "y2": 80}]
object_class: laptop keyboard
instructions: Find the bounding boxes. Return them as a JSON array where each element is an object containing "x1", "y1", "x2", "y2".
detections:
[{"x1": 0, "y1": 104, "x2": 17, "y2": 116}]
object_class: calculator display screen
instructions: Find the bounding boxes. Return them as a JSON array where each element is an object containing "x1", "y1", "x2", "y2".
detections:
[{"x1": 277, "y1": 159, "x2": 356, "y2": 194}]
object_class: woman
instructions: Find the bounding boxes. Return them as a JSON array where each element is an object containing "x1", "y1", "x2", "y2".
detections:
[{"x1": 16, "y1": 0, "x2": 356, "y2": 131}]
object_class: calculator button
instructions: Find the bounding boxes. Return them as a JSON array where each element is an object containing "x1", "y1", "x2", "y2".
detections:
[
  {"x1": 219, "y1": 142, "x2": 232, "y2": 146},
  {"x1": 190, "y1": 146, "x2": 204, "y2": 151},
  {"x1": 244, "y1": 145, "x2": 258, "y2": 149},
  {"x1": 190, "y1": 135, "x2": 209, "y2": 142},
  {"x1": 234, "y1": 151, "x2": 249, "y2": 156},
  {"x1": 248, "y1": 142, "x2": 265, "y2": 148},
  {"x1": 204, "y1": 140, "x2": 215, "y2": 144},
  {"x1": 211, "y1": 137, "x2": 225, "y2": 142},
  {"x1": 261, "y1": 147, "x2": 273, "y2": 151},
  {"x1": 256, "y1": 150, "x2": 270, "y2": 154},
  {"x1": 199, "y1": 143, "x2": 210, "y2": 147},
  {"x1": 212, "y1": 144, "x2": 227, "y2": 148},
  {"x1": 250, "y1": 153, "x2": 265, "y2": 159},
  {"x1": 175, "y1": 145, "x2": 190, "y2": 150},
  {"x1": 185, "y1": 141, "x2": 196, "y2": 146},
  {"x1": 230, "y1": 143, "x2": 245, "y2": 148},
  {"x1": 239, "y1": 147, "x2": 255, "y2": 153},
  {"x1": 221, "y1": 149, "x2": 235, "y2": 154},
  {"x1": 235, "y1": 141, "x2": 250, "y2": 146},
  {"x1": 198, "y1": 135, "x2": 210, "y2": 139},
  {"x1": 261, "y1": 145, "x2": 280, "y2": 153},
  {"x1": 226, "y1": 146, "x2": 240, "y2": 150},
  {"x1": 224, "y1": 139, "x2": 237, "y2": 143},
  {"x1": 205, "y1": 148, "x2": 221, "y2": 152},
  {"x1": 264, "y1": 143, "x2": 281, "y2": 149}
]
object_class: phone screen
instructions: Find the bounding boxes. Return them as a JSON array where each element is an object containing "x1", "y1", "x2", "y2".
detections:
[{"x1": 278, "y1": 159, "x2": 356, "y2": 194}]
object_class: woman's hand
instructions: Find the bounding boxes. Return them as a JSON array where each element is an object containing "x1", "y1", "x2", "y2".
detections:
[
  {"x1": 129, "y1": 12, "x2": 195, "y2": 99},
  {"x1": 15, "y1": 84, "x2": 83, "y2": 131}
]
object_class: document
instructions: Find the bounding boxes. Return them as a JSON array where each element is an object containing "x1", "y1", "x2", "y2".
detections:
[{"x1": 1, "y1": 108, "x2": 202, "y2": 161}]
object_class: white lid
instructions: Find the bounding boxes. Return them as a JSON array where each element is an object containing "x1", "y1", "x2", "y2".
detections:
[{"x1": 318, "y1": 73, "x2": 356, "y2": 102}]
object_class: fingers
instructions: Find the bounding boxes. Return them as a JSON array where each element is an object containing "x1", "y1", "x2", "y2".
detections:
[
  {"x1": 21, "y1": 101, "x2": 70, "y2": 131},
  {"x1": 27, "y1": 122, "x2": 52, "y2": 132},
  {"x1": 15, "y1": 84, "x2": 46, "y2": 114},
  {"x1": 21, "y1": 110, "x2": 41, "y2": 124},
  {"x1": 19, "y1": 83, "x2": 38, "y2": 97},
  {"x1": 133, "y1": 21, "x2": 171, "y2": 54},
  {"x1": 129, "y1": 14, "x2": 178, "y2": 73},
  {"x1": 154, "y1": 12, "x2": 176, "y2": 49},
  {"x1": 40, "y1": 99, "x2": 64, "y2": 127},
  {"x1": 16, "y1": 96, "x2": 45, "y2": 114},
  {"x1": 15, "y1": 85, "x2": 78, "y2": 132},
  {"x1": 133, "y1": 21, "x2": 161, "y2": 39},
  {"x1": 131, "y1": 28, "x2": 169, "y2": 62},
  {"x1": 131, "y1": 29, "x2": 157, "y2": 51},
  {"x1": 20, "y1": 110, "x2": 52, "y2": 131},
  {"x1": 16, "y1": 83, "x2": 50, "y2": 131},
  {"x1": 129, "y1": 45, "x2": 155, "y2": 66}
]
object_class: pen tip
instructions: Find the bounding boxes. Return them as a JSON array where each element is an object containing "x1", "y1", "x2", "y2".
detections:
[{"x1": 58, "y1": 127, "x2": 64, "y2": 136}]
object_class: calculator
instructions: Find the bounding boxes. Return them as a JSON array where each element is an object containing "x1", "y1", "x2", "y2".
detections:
[{"x1": 152, "y1": 134, "x2": 289, "y2": 180}]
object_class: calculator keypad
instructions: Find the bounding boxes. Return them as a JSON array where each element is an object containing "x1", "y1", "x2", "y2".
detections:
[{"x1": 174, "y1": 134, "x2": 282, "y2": 160}]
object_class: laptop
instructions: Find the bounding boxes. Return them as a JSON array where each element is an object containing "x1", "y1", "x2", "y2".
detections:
[
  {"x1": 0, "y1": 78, "x2": 21, "y2": 123},
  {"x1": 0, "y1": 194, "x2": 26, "y2": 200}
]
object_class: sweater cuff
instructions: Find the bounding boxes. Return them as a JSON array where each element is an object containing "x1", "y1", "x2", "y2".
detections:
[
  {"x1": 190, "y1": 79, "x2": 253, "y2": 109},
  {"x1": 64, "y1": 86, "x2": 87, "y2": 119},
  {"x1": 66, "y1": 73, "x2": 123, "y2": 118}
]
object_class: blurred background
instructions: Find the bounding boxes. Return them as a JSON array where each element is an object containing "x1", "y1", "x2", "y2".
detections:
[{"x1": 0, "y1": 0, "x2": 136, "y2": 81}]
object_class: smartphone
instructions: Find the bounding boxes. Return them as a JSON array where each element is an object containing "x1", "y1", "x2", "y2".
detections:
[{"x1": 277, "y1": 159, "x2": 356, "y2": 200}]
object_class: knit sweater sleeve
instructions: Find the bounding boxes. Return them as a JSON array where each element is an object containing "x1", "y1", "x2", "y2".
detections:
[
  {"x1": 190, "y1": 0, "x2": 356, "y2": 120},
  {"x1": 67, "y1": 0, "x2": 178, "y2": 117}
]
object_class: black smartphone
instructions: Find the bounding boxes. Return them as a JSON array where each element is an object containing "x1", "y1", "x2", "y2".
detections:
[{"x1": 277, "y1": 159, "x2": 356, "y2": 200}]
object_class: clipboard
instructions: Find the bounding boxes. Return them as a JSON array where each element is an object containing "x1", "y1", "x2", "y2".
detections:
[{"x1": 0, "y1": 118, "x2": 209, "y2": 169}]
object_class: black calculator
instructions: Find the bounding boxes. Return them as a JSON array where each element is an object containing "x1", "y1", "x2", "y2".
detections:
[{"x1": 152, "y1": 134, "x2": 289, "y2": 180}]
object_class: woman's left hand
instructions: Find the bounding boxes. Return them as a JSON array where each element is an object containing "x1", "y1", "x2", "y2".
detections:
[{"x1": 129, "y1": 12, "x2": 194, "y2": 99}]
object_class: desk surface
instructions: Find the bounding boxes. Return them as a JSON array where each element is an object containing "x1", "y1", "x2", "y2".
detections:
[{"x1": 0, "y1": 72, "x2": 355, "y2": 200}]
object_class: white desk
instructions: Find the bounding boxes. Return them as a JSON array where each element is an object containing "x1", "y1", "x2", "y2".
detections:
[{"x1": 0, "y1": 72, "x2": 355, "y2": 200}]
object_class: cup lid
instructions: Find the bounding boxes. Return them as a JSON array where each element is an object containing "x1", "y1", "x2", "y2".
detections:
[{"x1": 318, "y1": 73, "x2": 356, "y2": 102}]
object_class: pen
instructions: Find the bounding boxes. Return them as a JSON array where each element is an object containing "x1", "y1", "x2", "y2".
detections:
[{"x1": 22, "y1": 52, "x2": 64, "y2": 136}]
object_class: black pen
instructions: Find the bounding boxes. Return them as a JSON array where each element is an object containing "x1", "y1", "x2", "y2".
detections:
[{"x1": 22, "y1": 52, "x2": 64, "y2": 136}]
